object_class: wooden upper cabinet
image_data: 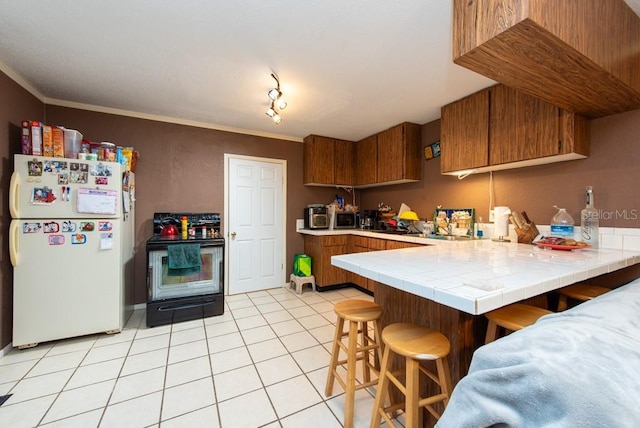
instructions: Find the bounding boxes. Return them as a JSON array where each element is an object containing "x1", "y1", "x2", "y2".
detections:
[
  {"x1": 334, "y1": 138, "x2": 355, "y2": 186},
  {"x1": 356, "y1": 135, "x2": 377, "y2": 186},
  {"x1": 441, "y1": 89, "x2": 490, "y2": 173},
  {"x1": 303, "y1": 135, "x2": 334, "y2": 185},
  {"x1": 441, "y1": 84, "x2": 590, "y2": 174},
  {"x1": 452, "y1": 0, "x2": 640, "y2": 118},
  {"x1": 303, "y1": 135, "x2": 355, "y2": 186},
  {"x1": 375, "y1": 122, "x2": 422, "y2": 184}
]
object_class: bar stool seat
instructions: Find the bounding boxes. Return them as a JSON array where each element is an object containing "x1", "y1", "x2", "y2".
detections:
[
  {"x1": 557, "y1": 284, "x2": 609, "y2": 311},
  {"x1": 371, "y1": 323, "x2": 452, "y2": 428},
  {"x1": 325, "y1": 299, "x2": 384, "y2": 428},
  {"x1": 289, "y1": 273, "x2": 316, "y2": 294},
  {"x1": 485, "y1": 303, "x2": 553, "y2": 344}
]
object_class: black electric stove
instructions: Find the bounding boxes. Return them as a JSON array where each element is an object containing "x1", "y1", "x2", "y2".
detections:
[{"x1": 146, "y1": 213, "x2": 225, "y2": 327}]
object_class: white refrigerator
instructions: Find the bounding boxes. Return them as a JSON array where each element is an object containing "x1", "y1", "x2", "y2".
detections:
[{"x1": 9, "y1": 154, "x2": 135, "y2": 348}]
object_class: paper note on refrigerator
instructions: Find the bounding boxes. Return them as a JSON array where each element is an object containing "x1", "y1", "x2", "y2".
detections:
[
  {"x1": 77, "y1": 189, "x2": 118, "y2": 215},
  {"x1": 100, "y1": 232, "x2": 114, "y2": 250}
]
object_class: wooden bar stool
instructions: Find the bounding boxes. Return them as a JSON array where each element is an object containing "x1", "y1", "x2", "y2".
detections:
[
  {"x1": 371, "y1": 323, "x2": 452, "y2": 428},
  {"x1": 557, "y1": 284, "x2": 609, "y2": 311},
  {"x1": 325, "y1": 299, "x2": 384, "y2": 428},
  {"x1": 484, "y1": 303, "x2": 553, "y2": 344}
]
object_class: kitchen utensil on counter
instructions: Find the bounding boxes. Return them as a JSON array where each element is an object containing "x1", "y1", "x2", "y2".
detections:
[
  {"x1": 160, "y1": 224, "x2": 179, "y2": 236},
  {"x1": 492, "y1": 206, "x2": 511, "y2": 242},
  {"x1": 509, "y1": 210, "x2": 540, "y2": 244}
]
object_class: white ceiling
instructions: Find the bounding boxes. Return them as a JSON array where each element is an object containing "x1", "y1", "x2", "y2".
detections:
[{"x1": 1, "y1": 1, "x2": 639, "y2": 142}]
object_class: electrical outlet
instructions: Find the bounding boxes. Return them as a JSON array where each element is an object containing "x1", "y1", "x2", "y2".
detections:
[{"x1": 489, "y1": 209, "x2": 495, "y2": 222}]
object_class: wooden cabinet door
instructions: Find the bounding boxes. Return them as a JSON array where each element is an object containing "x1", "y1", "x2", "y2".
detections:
[
  {"x1": 377, "y1": 123, "x2": 421, "y2": 183},
  {"x1": 334, "y1": 139, "x2": 355, "y2": 186},
  {"x1": 303, "y1": 135, "x2": 335, "y2": 185},
  {"x1": 356, "y1": 135, "x2": 377, "y2": 185},
  {"x1": 441, "y1": 90, "x2": 490, "y2": 173},
  {"x1": 490, "y1": 85, "x2": 559, "y2": 165},
  {"x1": 385, "y1": 240, "x2": 422, "y2": 250}
]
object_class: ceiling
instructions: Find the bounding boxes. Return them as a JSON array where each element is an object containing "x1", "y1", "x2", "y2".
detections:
[{"x1": 1, "y1": 1, "x2": 639, "y2": 143}]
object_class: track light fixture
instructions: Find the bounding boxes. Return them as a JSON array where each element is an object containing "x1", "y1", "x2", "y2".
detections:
[{"x1": 265, "y1": 73, "x2": 286, "y2": 124}]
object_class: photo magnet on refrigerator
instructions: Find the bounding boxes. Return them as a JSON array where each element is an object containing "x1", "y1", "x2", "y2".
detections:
[{"x1": 48, "y1": 235, "x2": 65, "y2": 245}]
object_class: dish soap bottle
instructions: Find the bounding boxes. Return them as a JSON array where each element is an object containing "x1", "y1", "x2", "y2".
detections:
[
  {"x1": 181, "y1": 216, "x2": 188, "y2": 239},
  {"x1": 581, "y1": 186, "x2": 599, "y2": 248},
  {"x1": 551, "y1": 207, "x2": 574, "y2": 238}
]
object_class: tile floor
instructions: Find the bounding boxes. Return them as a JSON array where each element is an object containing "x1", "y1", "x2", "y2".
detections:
[{"x1": 0, "y1": 286, "x2": 406, "y2": 428}]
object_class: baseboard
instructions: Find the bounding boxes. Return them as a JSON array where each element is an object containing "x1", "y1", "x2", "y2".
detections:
[
  {"x1": 0, "y1": 342, "x2": 12, "y2": 358},
  {"x1": 316, "y1": 282, "x2": 373, "y2": 296}
]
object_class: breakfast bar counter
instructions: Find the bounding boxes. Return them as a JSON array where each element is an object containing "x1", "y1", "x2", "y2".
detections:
[{"x1": 330, "y1": 240, "x2": 640, "y2": 390}]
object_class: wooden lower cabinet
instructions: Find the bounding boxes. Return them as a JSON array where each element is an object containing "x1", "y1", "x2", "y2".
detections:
[
  {"x1": 303, "y1": 234, "x2": 426, "y2": 291},
  {"x1": 303, "y1": 235, "x2": 349, "y2": 287}
]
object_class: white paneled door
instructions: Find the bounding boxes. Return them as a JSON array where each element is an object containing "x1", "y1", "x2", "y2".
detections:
[{"x1": 225, "y1": 155, "x2": 286, "y2": 294}]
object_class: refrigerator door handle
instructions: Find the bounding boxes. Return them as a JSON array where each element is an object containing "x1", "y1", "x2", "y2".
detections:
[
  {"x1": 9, "y1": 220, "x2": 19, "y2": 267},
  {"x1": 9, "y1": 171, "x2": 19, "y2": 219}
]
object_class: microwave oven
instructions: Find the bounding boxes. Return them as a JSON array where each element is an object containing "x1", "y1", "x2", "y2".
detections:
[
  {"x1": 304, "y1": 206, "x2": 329, "y2": 229},
  {"x1": 334, "y1": 212, "x2": 357, "y2": 229}
]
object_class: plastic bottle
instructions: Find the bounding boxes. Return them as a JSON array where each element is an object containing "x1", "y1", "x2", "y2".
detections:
[
  {"x1": 550, "y1": 207, "x2": 575, "y2": 238},
  {"x1": 581, "y1": 186, "x2": 599, "y2": 247},
  {"x1": 476, "y1": 216, "x2": 484, "y2": 239},
  {"x1": 181, "y1": 216, "x2": 188, "y2": 239}
]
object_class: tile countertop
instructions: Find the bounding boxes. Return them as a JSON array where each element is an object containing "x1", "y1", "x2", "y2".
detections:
[{"x1": 316, "y1": 230, "x2": 640, "y2": 315}]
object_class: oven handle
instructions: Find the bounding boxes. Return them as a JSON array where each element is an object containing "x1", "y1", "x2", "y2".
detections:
[{"x1": 157, "y1": 299, "x2": 216, "y2": 312}]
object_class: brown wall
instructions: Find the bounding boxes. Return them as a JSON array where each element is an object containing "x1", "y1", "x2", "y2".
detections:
[{"x1": 2, "y1": 66, "x2": 640, "y2": 350}]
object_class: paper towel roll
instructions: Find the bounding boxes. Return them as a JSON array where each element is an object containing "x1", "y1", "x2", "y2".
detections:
[{"x1": 494, "y1": 206, "x2": 511, "y2": 237}]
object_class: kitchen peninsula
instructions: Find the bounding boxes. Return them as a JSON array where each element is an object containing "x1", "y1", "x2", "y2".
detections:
[{"x1": 321, "y1": 231, "x2": 640, "y2": 386}]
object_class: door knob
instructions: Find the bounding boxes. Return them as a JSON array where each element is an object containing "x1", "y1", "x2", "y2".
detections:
[{"x1": 230, "y1": 232, "x2": 236, "y2": 239}]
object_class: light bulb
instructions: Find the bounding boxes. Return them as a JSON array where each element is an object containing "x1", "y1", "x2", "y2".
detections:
[
  {"x1": 266, "y1": 107, "x2": 275, "y2": 117},
  {"x1": 277, "y1": 98, "x2": 287, "y2": 110},
  {"x1": 268, "y1": 88, "x2": 281, "y2": 101},
  {"x1": 272, "y1": 113, "x2": 282, "y2": 124}
]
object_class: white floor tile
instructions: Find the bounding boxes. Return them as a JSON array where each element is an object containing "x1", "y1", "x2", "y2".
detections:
[
  {"x1": 0, "y1": 288, "x2": 376, "y2": 428},
  {"x1": 66, "y1": 358, "x2": 125, "y2": 390},
  {"x1": 217, "y1": 388, "x2": 277, "y2": 428},
  {"x1": 27, "y1": 350, "x2": 87, "y2": 378},
  {"x1": 160, "y1": 404, "x2": 219, "y2": 428},
  {"x1": 8, "y1": 369, "x2": 73, "y2": 404},
  {"x1": 207, "y1": 332, "x2": 245, "y2": 353},
  {"x1": 0, "y1": 394, "x2": 57, "y2": 428},
  {"x1": 297, "y1": 314, "x2": 330, "y2": 330},
  {"x1": 165, "y1": 355, "x2": 212, "y2": 388},
  {"x1": 240, "y1": 325, "x2": 276, "y2": 345},
  {"x1": 169, "y1": 327, "x2": 206, "y2": 347},
  {"x1": 247, "y1": 338, "x2": 288, "y2": 363},
  {"x1": 280, "y1": 402, "x2": 342, "y2": 428},
  {"x1": 255, "y1": 354, "x2": 303, "y2": 386},
  {"x1": 167, "y1": 339, "x2": 208, "y2": 364},
  {"x1": 309, "y1": 324, "x2": 338, "y2": 344},
  {"x1": 82, "y1": 341, "x2": 131, "y2": 366},
  {"x1": 235, "y1": 314, "x2": 267, "y2": 331},
  {"x1": 270, "y1": 319, "x2": 305, "y2": 337},
  {"x1": 120, "y1": 348, "x2": 168, "y2": 376},
  {"x1": 0, "y1": 360, "x2": 38, "y2": 383},
  {"x1": 262, "y1": 309, "x2": 294, "y2": 324},
  {"x1": 280, "y1": 331, "x2": 319, "y2": 353},
  {"x1": 266, "y1": 374, "x2": 323, "y2": 418},
  {"x1": 161, "y1": 377, "x2": 216, "y2": 421},
  {"x1": 291, "y1": 345, "x2": 331, "y2": 373},
  {"x1": 129, "y1": 333, "x2": 169, "y2": 355},
  {"x1": 205, "y1": 320, "x2": 238, "y2": 338},
  {"x1": 213, "y1": 365, "x2": 262, "y2": 402},
  {"x1": 40, "y1": 408, "x2": 103, "y2": 428},
  {"x1": 110, "y1": 366, "x2": 165, "y2": 404},
  {"x1": 209, "y1": 347, "x2": 252, "y2": 375},
  {"x1": 231, "y1": 306, "x2": 261, "y2": 319},
  {"x1": 100, "y1": 391, "x2": 162, "y2": 428},
  {"x1": 41, "y1": 379, "x2": 116, "y2": 424}
]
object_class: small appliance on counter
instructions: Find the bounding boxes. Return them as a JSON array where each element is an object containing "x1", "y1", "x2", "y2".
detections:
[
  {"x1": 361, "y1": 210, "x2": 378, "y2": 230},
  {"x1": 334, "y1": 211, "x2": 358, "y2": 229},
  {"x1": 146, "y1": 212, "x2": 224, "y2": 327},
  {"x1": 304, "y1": 204, "x2": 329, "y2": 229}
]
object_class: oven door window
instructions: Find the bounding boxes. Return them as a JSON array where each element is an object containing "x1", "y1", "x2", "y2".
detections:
[{"x1": 149, "y1": 245, "x2": 222, "y2": 300}]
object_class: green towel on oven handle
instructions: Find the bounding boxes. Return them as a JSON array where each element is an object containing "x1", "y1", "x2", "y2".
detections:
[{"x1": 167, "y1": 243, "x2": 201, "y2": 276}]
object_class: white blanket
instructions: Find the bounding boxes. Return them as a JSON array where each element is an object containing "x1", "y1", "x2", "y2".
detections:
[{"x1": 436, "y1": 279, "x2": 640, "y2": 428}]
